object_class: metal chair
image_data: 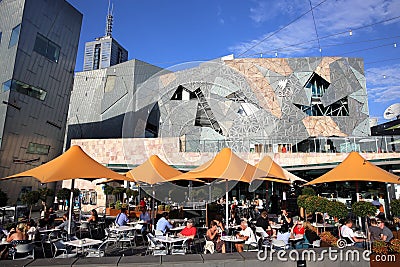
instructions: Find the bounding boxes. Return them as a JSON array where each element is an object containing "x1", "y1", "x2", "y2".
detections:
[
  {"x1": 13, "y1": 243, "x2": 35, "y2": 260},
  {"x1": 270, "y1": 239, "x2": 289, "y2": 251},
  {"x1": 146, "y1": 233, "x2": 167, "y2": 256},
  {"x1": 85, "y1": 239, "x2": 112, "y2": 258},
  {"x1": 171, "y1": 238, "x2": 189, "y2": 255}
]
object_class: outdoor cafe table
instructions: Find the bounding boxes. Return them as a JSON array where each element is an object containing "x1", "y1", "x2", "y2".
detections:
[
  {"x1": 109, "y1": 225, "x2": 135, "y2": 233},
  {"x1": 314, "y1": 223, "x2": 334, "y2": 234},
  {"x1": 289, "y1": 234, "x2": 304, "y2": 248},
  {"x1": 270, "y1": 223, "x2": 282, "y2": 229},
  {"x1": 153, "y1": 235, "x2": 187, "y2": 254},
  {"x1": 64, "y1": 237, "x2": 102, "y2": 256},
  {"x1": 169, "y1": 226, "x2": 185, "y2": 232},
  {"x1": 221, "y1": 236, "x2": 244, "y2": 253}
]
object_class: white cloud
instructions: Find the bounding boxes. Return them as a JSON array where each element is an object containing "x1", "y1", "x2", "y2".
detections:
[
  {"x1": 366, "y1": 64, "x2": 400, "y2": 104},
  {"x1": 231, "y1": 0, "x2": 400, "y2": 57}
]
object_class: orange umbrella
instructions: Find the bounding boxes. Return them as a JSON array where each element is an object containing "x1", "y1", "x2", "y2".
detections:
[
  {"x1": 172, "y1": 147, "x2": 267, "y2": 182},
  {"x1": 125, "y1": 155, "x2": 202, "y2": 185},
  {"x1": 255, "y1": 156, "x2": 306, "y2": 184},
  {"x1": 1, "y1": 145, "x2": 131, "y2": 182},
  {"x1": 1, "y1": 145, "x2": 131, "y2": 236},
  {"x1": 305, "y1": 151, "x2": 400, "y2": 185}
]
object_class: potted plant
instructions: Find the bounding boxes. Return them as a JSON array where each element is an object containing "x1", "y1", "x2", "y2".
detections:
[
  {"x1": 297, "y1": 195, "x2": 310, "y2": 220},
  {"x1": 352, "y1": 201, "x2": 376, "y2": 230},
  {"x1": 390, "y1": 199, "x2": 400, "y2": 231},
  {"x1": 327, "y1": 200, "x2": 348, "y2": 223},
  {"x1": 319, "y1": 231, "x2": 338, "y2": 247},
  {"x1": 56, "y1": 188, "x2": 71, "y2": 211},
  {"x1": 301, "y1": 187, "x2": 316, "y2": 196},
  {"x1": 20, "y1": 190, "x2": 40, "y2": 219}
]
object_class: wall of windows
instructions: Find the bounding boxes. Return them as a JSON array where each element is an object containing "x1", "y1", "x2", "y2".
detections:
[
  {"x1": 33, "y1": 33, "x2": 60, "y2": 63},
  {"x1": 2, "y1": 79, "x2": 47, "y2": 100},
  {"x1": 27, "y1": 142, "x2": 50, "y2": 155}
]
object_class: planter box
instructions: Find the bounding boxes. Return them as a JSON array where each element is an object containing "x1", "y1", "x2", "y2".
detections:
[{"x1": 106, "y1": 208, "x2": 120, "y2": 216}]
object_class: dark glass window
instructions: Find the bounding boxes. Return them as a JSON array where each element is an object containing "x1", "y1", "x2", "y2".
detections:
[
  {"x1": 33, "y1": 33, "x2": 60, "y2": 62},
  {"x1": 9, "y1": 24, "x2": 21, "y2": 48},
  {"x1": 305, "y1": 72, "x2": 330, "y2": 97},
  {"x1": 3, "y1": 79, "x2": 46, "y2": 100},
  {"x1": 0, "y1": 32, "x2": 2, "y2": 45},
  {"x1": 93, "y1": 44, "x2": 101, "y2": 69},
  {"x1": 27, "y1": 142, "x2": 50, "y2": 155}
]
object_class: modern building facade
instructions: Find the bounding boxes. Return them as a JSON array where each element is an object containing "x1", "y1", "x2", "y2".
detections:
[
  {"x1": 67, "y1": 56, "x2": 370, "y2": 152},
  {"x1": 83, "y1": 36, "x2": 128, "y2": 71},
  {"x1": 0, "y1": 0, "x2": 82, "y2": 203}
]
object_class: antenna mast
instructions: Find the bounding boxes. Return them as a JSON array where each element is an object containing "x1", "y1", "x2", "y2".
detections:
[{"x1": 105, "y1": 0, "x2": 113, "y2": 37}]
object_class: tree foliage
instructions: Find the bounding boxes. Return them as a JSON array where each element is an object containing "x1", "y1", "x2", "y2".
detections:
[
  {"x1": 0, "y1": 189, "x2": 8, "y2": 206},
  {"x1": 21, "y1": 191, "x2": 40, "y2": 206},
  {"x1": 352, "y1": 201, "x2": 376, "y2": 217},
  {"x1": 301, "y1": 187, "x2": 316, "y2": 196},
  {"x1": 390, "y1": 199, "x2": 400, "y2": 217},
  {"x1": 326, "y1": 200, "x2": 348, "y2": 219},
  {"x1": 56, "y1": 188, "x2": 71, "y2": 201},
  {"x1": 38, "y1": 187, "x2": 54, "y2": 201}
]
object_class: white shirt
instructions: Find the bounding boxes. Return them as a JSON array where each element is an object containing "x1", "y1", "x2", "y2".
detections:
[
  {"x1": 240, "y1": 227, "x2": 256, "y2": 244},
  {"x1": 341, "y1": 225, "x2": 355, "y2": 239}
]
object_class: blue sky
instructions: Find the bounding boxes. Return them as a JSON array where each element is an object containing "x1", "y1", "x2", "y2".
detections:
[{"x1": 68, "y1": 0, "x2": 400, "y2": 123}]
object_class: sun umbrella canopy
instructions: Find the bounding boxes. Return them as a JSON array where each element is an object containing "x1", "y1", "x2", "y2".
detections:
[
  {"x1": 125, "y1": 155, "x2": 201, "y2": 185},
  {"x1": 1, "y1": 145, "x2": 130, "y2": 183},
  {"x1": 305, "y1": 151, "x2": 400, "y2": 185},
  {"x1": 172, "y1": 147, "x2": 267, "y2": 183}
]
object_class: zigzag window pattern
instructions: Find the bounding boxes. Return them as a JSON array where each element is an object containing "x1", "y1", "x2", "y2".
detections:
[{"x1": 295, "y1": 96, "x2": 349, "y2": 116}]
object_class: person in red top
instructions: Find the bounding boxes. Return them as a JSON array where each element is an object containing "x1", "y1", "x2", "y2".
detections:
[
  {"x1": 291, "y1": 221, "x2": 305, "y2": 235},
  {"x1": 178, "y1": 219, "x2": 197, "y2": 239}
]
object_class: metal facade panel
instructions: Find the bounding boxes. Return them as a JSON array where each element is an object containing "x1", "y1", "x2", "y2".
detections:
[{"x1": 0, "y1": 0, "x2": 82, "y2": 203}]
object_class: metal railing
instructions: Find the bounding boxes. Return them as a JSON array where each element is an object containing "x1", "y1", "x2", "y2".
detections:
[{"x1": 183, "y1": 136, "x2": 400, "y2": 153}]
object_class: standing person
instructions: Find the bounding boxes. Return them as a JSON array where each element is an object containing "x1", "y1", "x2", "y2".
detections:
[
  {"x1": 177, "y1": 219, "x2": 197, "y2": 239},
  {"x1": 270, "y1": 193, "x2": 279, "y2": 215},
  {"x1": 156, "y1": 212, "x2": 173, "y2": 234},
  {"x1": 340, "y1": 219, "x2": 364, "y2": 248},
  {"x1": 115, "y1": 208, "x2": 129, "y2": 226},
  {"x1": 234, "y1": 220, "x2": 256, "y2": 252},
  {"x1": 139, "y1": 206, "x2": 151, "y2": 234},
  {"x1": 255, "y1": 195, "x2": 264, "y2": 210},
  {"x1": 54, "y1": 196, "x2": 59, "y2": 211},
  {"x1": 378, "y1": 220, "x2": 393, "y2": 242},
  {"x1": 206, "y1": 221, "x2": 226, "y2": 253}
]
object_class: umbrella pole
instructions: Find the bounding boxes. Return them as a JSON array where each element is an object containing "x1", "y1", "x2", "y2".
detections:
[
  {"x1": 225, "y1": 179, "x2": 228, "y2": 230},
  {"x1": 152, "y1": 185, "x2": 155, "y2": 232},
  {"x1": 67, "y1": 179, "x2": 75, "y2": 238}
]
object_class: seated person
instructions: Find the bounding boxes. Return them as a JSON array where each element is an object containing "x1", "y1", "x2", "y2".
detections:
[
  {"x1": 139, "y1": 206, "x2": 151, "y2": 234},
  {"x1": 56, "y1": 213, "x2": 76, "y2": 234},
  {"x1": 304, "y1": 221, "x2": 320, "y2": 247},
  {"x1": 6, "y1": 223, "x2": 28, "y2": 243},
  {"x1": 280, "y1": 209, "x2": 293, "y2": 228},
  {"x1": 177, "y1": 219, "x2": 197, "y2": 239},
  {"x1": 368, "y1": 218, "x2": 381, "y2": 241},
  {"x1": 256, "y1": 211, "x2": 271, "y2": 232},
  {"x1": 206, "y1": 221, "x2": 225, "y2": 253},
  {"x1": 378, "y1": 220, "x2": 393, "y2": 243},
  {"x1": 290, "y1": 220, "x2": 305, "y2": 248},
  {"x1": 276, "y1": 224, "x2": 291, "y2": 248},
  {"x1": 87, "y1": 209, "x2": 99, "y2": 223},
  {"x1": 340, "y1": 219, "x2": 364, "y2": 248},
  {"x1": 115, "y1": 208, "x2": 129, "y2": 226},
  {"x1": 235, "y1": 220, "x2": 256, "y2": 252},
  {"x1": 156, "y1": 212, "x2": 173, "y2": 234},
  {"x1": 213, "y1": 217, "x2": 226, "y2": 236},
  {"x1": 228, "y1": 209, "x2": 240, "y2": 226}
]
